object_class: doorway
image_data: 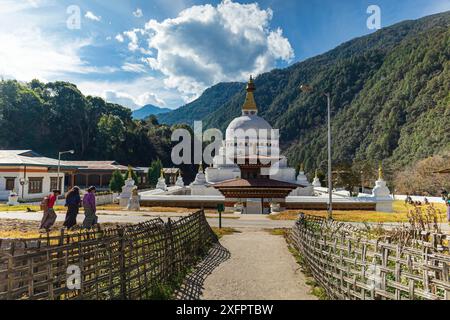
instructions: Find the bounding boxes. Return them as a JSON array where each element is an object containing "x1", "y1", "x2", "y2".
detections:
[{"x1": 245, "y1": 199, "x2": 262, "y2": 214}]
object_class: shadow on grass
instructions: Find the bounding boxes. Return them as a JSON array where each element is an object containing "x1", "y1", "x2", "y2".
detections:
[{"x1": 173, "y1": 242, "x2": 231, "y2": 300}]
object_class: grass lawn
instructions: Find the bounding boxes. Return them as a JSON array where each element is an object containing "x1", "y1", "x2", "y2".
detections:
[
  {"x1": 0, "y1": 204, "x2": 66, "y2": 212},
  {"x1": 211, "y1": 227, "x2": 240, "y2": 239},
  {"x1": 0, "y1": 219, "x2": 122, "y2": 239},
  {"x1": 269, "y1": 201, "x2": 448, "y2": 223}
]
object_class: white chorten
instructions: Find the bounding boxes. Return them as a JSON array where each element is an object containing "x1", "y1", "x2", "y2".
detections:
[
  {"x1": 175, "y1": 171, "x2": 185, "y2": 187},
  {"x1": 156, "y1": 169, "x2": 168, "y2": 191},
  {"x1": 119, "y1": 166, "x2": 136, "y2": 207},
  {"x1": 205, "y1": 76, "x2": 301, "y2": 186},
  {"x1": 312, "y1": 170, "x2": 322, "y2": 188},
  {"x1": 372, "y1": 164, "x2": 393, "y2": 212}
]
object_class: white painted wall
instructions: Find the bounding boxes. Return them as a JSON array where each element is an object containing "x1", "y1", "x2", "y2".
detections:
[{"x1": 0, "y1": 170, "x2": 65, "y2": 201}]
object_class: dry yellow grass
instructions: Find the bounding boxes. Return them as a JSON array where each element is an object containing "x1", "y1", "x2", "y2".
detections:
[
  {"x1": 0, "y1": 219, "x2": 122, "y2": 239},
  {"x1": 270, "y1": 201, "x2": 448, "y2": 223},
  {"x1": 0, "y1": 204, "x2": 65, "y2": 212},
  {"x1": 211, "y1": 227, "x2": 239, "y2": 238}
]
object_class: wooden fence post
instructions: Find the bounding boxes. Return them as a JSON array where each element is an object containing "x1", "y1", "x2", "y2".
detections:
[
  {"x1": 166, "y1": 218, "x2": 174, "y2": 279},
  {"x1": 118, "y1": 228, "x2": 127, "y2": 300}
]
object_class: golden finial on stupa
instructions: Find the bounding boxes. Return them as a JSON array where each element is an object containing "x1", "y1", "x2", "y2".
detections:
[
  {"x1": 242, "y1": 75, "x2": 257, "y2": 112},
  {"x1": 300, "y1": 163, "x2": 304, "y2": 172},
  {"x1": 315, "y1": 169, "x2": 319, "y2": 178},
  {"x1": 378, "y1": 162, "x2": 384, "y2": 180},
  {"x1": 198, "y1": 162, "x2": 203, "y2": 173},
  {"x1": 160, "y1": 168, "x2": 164, "y2": 178},
  {"x1": 127, "y1": 165, "x2": 133, "y2": 179}
]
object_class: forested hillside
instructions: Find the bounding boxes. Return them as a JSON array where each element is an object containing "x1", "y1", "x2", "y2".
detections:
[
  {"x1": 159, "y1": 11, "x2": 450, "y2": 173},
  {"x1": 0, "y1": 80, "x2": 175, "y2": 166},
  {"x1": 157, "y1": 82, "x2": 243, "y2": 125}
]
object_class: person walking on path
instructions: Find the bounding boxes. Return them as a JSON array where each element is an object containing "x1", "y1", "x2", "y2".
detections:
[
  {"x1": 40, "y1": 189, "x2": 61, "y2": 232},
  {"x1": 82, "y1": 186, "x2": 98, "y2": 228},
  {"x1": 63, "y1": 186, "x2": 81, "y2": 229}
]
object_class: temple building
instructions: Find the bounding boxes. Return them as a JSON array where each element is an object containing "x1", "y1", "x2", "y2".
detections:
[
  {"x1": 204, "y1": 76, "x2": 311, "y2": 214},
  {"x1": 140, "y1": 76, "x2": 392, "y2": 213}
]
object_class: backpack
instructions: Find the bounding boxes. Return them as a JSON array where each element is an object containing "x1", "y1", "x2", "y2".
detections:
[{"x1": 40, "y1": 196, "x2": 49, "y2": 211}]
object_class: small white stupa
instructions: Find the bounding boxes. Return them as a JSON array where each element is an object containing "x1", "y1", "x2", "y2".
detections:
[
  {"x1": 191, "y1": 163, "x2": 207, "y2": 186},
  {"x1": 312, "y1": 169, "x2": 322, "y2": 188},
  {"x1": 156, "y1": 169, "x2": 168, "y2": 191},
  {"x1": 126, "y1": 186, "x2": 140, "y2": 211},
  {"x1": 7, "y1": 189, "x2": 19, "y2": 206},
  {"x1": 296, "y1": 164, "x2": 310, "y2": 186},
  {"x1": 175, "y1": 171, "x2": 185, "y2": 188},
  {"x1": 190, "y1": 163, "x2": 209, "y2": 195},
  {"x1": 291, "y1": 164, "x2": 314, "y2": 196},
  {"x1": 119, "y1": 166, "x2": 136, "y2": 207},
  {"x1": 372, "y1": 164, "x2": 393, "y2": 212}
]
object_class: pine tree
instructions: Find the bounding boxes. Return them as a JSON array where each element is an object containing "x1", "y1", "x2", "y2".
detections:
[
  {"x1": 148, "y1": 159, "x2": 163, "y2": 187},
  {"x1": 109, "y1": 170, "x2": 125, "y2": 192}
]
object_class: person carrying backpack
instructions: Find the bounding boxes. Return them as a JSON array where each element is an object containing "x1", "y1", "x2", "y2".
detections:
[
  {"x1": 63, "y1": 186, "x2": 81, "y2": 229},
  {"x1": 40, "y1": 189, "x2": 61, "y2": 232}
]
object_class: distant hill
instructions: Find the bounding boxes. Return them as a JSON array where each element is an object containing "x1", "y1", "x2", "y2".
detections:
[
  {"x1": 157, "y1": 82, "x2": 243, "y2": 126},
  {"x1": 157, "y1": 11, "x2": 450, "y2": 171},
  {"x1": 132, "y1": 104, "x2": 172, "y2": 120}
]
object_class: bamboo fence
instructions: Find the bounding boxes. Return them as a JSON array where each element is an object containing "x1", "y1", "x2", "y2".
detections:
[
  {"x1": 0, "y1": 210, "x2": 217, "y2": 300},
  {"x1": 290, "y1": 214, "x2": 449, "y2": 300}
]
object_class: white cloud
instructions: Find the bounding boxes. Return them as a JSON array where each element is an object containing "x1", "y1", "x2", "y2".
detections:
[
  {"x1": 85, "y1": 11, "x2": 101, "y2": 22},
  {"x1": 126, "y1": 0, "x2": 294, "y2": 98},
  {"x1": 0, "y1": 27, "x2": 99, "y2": 81},
  {"x1": 0, "y1": 4, "x2": 116, "y2": 82},
  {"x1": 121, "y1": 62, "x2": 147, "y2": 73},
  {"x1": 133, "y1": 8, "x2": 143, "y2": 18},
  {"x1": 77, "y1": 77, "x2": 173, "y2": 110},
  {"x1": 104, "y1": 90, "x2": 165, "y2": 109},
  {"x1": 115, "y1": 34, "x2": 124, "y2": 42}
]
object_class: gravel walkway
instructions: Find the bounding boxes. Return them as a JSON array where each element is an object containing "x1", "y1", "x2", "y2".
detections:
[{"x1": 199, "y1": 228, "x2": 316, "y2": 300}]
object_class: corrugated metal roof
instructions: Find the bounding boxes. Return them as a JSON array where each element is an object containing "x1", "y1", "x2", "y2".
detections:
[{"x1": 0, "y1": 150, "x2": 78, "y2": 169}]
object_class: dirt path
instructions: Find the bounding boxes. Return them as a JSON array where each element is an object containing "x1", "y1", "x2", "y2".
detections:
[{"x1": 188, "y1": 228, "x2": 316, "y2": 300}]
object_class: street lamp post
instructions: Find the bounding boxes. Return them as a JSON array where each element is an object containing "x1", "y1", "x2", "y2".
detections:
[
  {"x1": 57, "y1": 150, "x2": 75, "y2": 191},
  {"x1": 300, "y1": 84, "x2": 333, "y2": 220}
]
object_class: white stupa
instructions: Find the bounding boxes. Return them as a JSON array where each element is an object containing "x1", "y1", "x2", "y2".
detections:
[
  {"x1": 312, "y1": 170, "x2": 322, "y2": 188},
  {"x1": 175, "y1": 171, "x2": 185, "y2": 188},
  {"x1": 371, "y1": 164, "x2": 393, "y2": 212},
  {"x1": 190, "y1": 163, "x2": 214, "y2": 196},
  {"x1": 156, "y1": 169, "x2": 168, "y2": 191},
  {"x1": 119, "y1": 166, "x2": 136, "y2": 207}
]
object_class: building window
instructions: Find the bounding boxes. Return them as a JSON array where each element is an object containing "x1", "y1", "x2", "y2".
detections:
[
  {"x1": 28, "y1": 178, "x2": 43, "y2": 194},
  {"x1": 5, "y1": 178, "x2": 15, "y2": 191},
  {"x1": 50, "y1": 177, "x2": 62, "y2": 191}
]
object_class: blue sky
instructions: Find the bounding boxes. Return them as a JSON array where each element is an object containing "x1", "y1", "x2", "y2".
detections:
[{"x1": 0, "y1": 0, "x2": 449, "y2": 110}]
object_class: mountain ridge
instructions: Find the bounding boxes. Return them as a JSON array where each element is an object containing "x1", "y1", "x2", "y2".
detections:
[
  {"x1": 158, "y1": 11, "x2": 450, "y2": 171},
  {"x1": 132, "y1": 104, "x2": 172, "y2": 120}
]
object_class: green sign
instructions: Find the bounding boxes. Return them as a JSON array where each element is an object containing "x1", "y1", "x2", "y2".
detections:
[{"x1": 217, "y1": 203, "x2": 225, "y2": 212}]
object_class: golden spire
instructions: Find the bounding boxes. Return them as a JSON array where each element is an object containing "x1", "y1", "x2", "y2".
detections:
[
  {"x1": 198, "y1": 162, "x2": 203, "y2": 173},
  {"x1": 300, "y1": 163, "x2": 304, "y2": 172},
  {"x1": 315, "y1": 169, "x2": 319, "y2": 178},
  {"x1": 127, "y1": 165, "x2": 133, "y2": 179},
  {"x1": 242, "y1": 75, "x2": 257, "y2": 113},
  {"x1": 378, "y1": 162, "x2": 384, "y2": 180},
  {"x1": 160, "y1": 168, "x2": 164, "y2": 179}
]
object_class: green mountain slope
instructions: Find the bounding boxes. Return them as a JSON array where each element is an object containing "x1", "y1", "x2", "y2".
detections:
[
  {"x1": 160, "y1": 11, "x2": 450, "y2": 171},
  {"x1": 157, "y1": 82, "x2": 243, "y2": 126},
  {"x1": 132, "y1": 104, "x2": 171, "y2": 120}
]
